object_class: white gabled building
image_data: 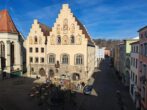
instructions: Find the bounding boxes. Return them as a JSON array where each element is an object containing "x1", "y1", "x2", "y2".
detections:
[
  {"x1": 26, "y1": 4, "x2": 96, "y2": 83},
  {"x1": 0, "y1": 10, "x2": 24, "y2": 77},
  {"x1": 97, "y1": 47, "x2": 105, "y2": 60}
]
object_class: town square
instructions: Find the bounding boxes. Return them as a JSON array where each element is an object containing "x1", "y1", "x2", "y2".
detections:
[{"x1": 0, "y1": 0, "x2": 147, "y2": 110}]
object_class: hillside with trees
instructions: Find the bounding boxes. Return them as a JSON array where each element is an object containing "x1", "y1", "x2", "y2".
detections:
[{"x1": 93, "y1": 39, "x2": 121, "y2": 49}]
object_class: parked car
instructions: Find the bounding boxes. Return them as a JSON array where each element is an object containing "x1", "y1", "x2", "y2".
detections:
[{"x1": 83, "y1": 85, "x2": 93, "y2": 95}]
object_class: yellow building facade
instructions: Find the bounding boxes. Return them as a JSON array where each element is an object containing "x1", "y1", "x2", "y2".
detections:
[{"x1": 26, "y1": 4, "x2": 96, "y2": 83}]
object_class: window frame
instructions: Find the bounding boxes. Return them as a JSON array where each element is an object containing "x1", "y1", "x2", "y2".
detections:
[
  {"x1": 35, "y1": 48, "x2": 39, "y2": 53},
  {"x1": 70, "y1": 35, "x2": 75, "y2": 44},
  {"x1": 29, "y1": 47, "x2": 33, "y2": 53},
  {"x1": 29, "y1": 57, "x2": 33, "y2": 63},
  {"x1": 35, "y1": 57, "x2": 39, "y2": 63},
  {"x1": 48, "y1": 54, "x2": 56, "y2": 64},
  {"x1": 75, "y1": 54, "x2": 84, "y2": 65},
  {"x1": 41, "y1": 47, "x2": 44, "y2": 53},
  {"x1": 61, "y1": 54, "x2": 69, "y2": 64},
  {"x1": 57, "y1": 35, "x2": 61, "y2": 44},
  {"x1": 40, "y1": 57, "x2": 44, "y2": 63}
]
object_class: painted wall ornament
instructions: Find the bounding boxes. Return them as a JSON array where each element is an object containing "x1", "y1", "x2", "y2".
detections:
[
  {"x1": 50, "y1": 35, "x2": 55, "y2": 45},
  {"x1": 29, "y1": 37, "x2": 33, "y2": 44},
  {"x1": 56, "y1": 24, "x2": 60, "y2": 34},
  {"x1": 70, "y1": 23, "x2": 75, "y2": 33},
  {"x1": 77, "y1": 34, "x2": 82, "y2": 44},
  {"x1": 39, "y1": 37, "x2": 42, "y2": 44},
  {"x1": 63, "y1": 19, "x2": 68, "y2": 34},
  {"x1": 63, "y1": 35, "x2": 68, "y2": 45}
]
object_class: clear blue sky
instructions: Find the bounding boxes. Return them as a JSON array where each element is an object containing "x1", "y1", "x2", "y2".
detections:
[{"x1": 0, "y1": 0, "x2": 147, "y2": 39}]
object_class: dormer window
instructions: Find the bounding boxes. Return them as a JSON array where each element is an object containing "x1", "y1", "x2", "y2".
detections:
[
  {"x1": 57, "y1": 35, "x2": 61, "y2": 44},
  {"x1": 70, "y1": 35, "x2": 75, "y2": 44},
  {"x1": 34, "y1": 36, "x2": 38, "y2": 44}
]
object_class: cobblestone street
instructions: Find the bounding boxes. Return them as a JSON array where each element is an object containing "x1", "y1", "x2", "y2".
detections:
[{"x1": 0, "y1": 59, "x2": 136, "y2": 110}]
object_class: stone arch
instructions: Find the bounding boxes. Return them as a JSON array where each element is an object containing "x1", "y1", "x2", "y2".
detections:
[
  {"x1": 48, "y1": 69, "x2": 54, "y2": 78},
  {"x1": 39, "y1": 68, "x2": 46, "y2": 76},
  {"x1": 72, "y1": 73, "x2": 80, "y2": 81}
]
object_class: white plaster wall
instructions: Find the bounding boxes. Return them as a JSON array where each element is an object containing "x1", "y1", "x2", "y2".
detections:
[{"x1": 0, "y1": 33, "x2": 22, "y2": 72}]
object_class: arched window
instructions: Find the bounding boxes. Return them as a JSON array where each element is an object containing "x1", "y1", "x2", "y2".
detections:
[
  {"x1": 10, "y1": 42, "x2": 15, "y2": 66},
  {"x1": 0, "y1": 41, "x2": 5, "y2": 69},
  {"x1": 49, "y1": 54, "x2": 55, "y2": 64},
  {"x1": 75, "y1": 54, "x2": 84, "y2": 65},
  {"x1": 62, "y1": 54, "x2": 69, "y2": 64},
  {"x1": 34, "y1": 36, "x2": 38, "y2": 44},
  {"x1": 57, "y1": 35, "x2": 61, "y2": 44},
  {"x1": 0, "y1": 41, "x2": 5, "y2": 58},
  {"x1": 72, "y1": 73, "x2": 80, "y2": 81},
  {"x1": 70, "y1": 35, "x2": 75, "y2": 44}
]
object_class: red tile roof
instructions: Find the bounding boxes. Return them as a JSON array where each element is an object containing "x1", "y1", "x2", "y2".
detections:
[
  {"x1": 74, "y1": 15, "x2": 95, "y2": 46},
  {"x1": 38, "y1": 22, "x2": 51, "y2": 37},
  {"x1": 0, "y1": 9, "x2": 19, "y2": 34}
]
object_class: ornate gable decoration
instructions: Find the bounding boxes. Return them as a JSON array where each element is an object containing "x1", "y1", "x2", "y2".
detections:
[
  {"x1": 27, "y1": 20, "x2": 50, "y2": 45},
  {"x1": 49, "y1": 4, "x2": 93, "y2": 45}
]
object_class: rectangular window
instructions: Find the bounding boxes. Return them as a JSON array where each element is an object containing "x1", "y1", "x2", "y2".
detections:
[
  {"x1": 132, "y1": 72, "x2": 134, "y2": 81},
  {"x1": 29, "y1": 47, "x2": 33, "y2": 52},
  {"x1": 136, "y1": 59, "x2": 138, "y2": 68},
  {"x1": 35, "y1": 57, "x2": 38, "y2": 63},
  {"x1": 145, "y1": 31, "x2": 147, "y2": 38},
  {"x1": 36, "y1": 48, "x2": 38, "y2": 53},
  {"x1": 144, "y1": 43, "x2": 147, "y2": 56},
  {"x1": 136, "y1": 46, "x2": 138, "y2": 53},
  {"x1": 140, "y1": 62, "x2": 142, "y2": 72},
  {"x1": 141, "y1": 44, "x2": 143, "y2": 55},
  {"x1": 143, "y1": 64, "x2": 146, "y2": 76},
  {"x1": 131, "y1": 58, "x2": 133, "y2": 65},
  {"x1": 30, "y1": 57, "x2": 33, "y2": 63},
  {"x1": 41, "y1": 48, "x2": 44, "y2": 53},
  {"x1": 41, "y1": 58, "x2": 44, "y2": 63},
  {"x1": 135, "y1": 75, "x2": 137, "y2": 84}
]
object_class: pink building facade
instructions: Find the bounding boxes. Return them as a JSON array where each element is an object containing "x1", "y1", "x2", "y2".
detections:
[{"x1": 138, "y1": 26, "x2": 147, "y2": 110}]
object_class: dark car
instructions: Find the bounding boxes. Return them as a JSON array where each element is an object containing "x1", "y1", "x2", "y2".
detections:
[{"x1": 83, "y1": 85, "x2": 93, "y2": 95}]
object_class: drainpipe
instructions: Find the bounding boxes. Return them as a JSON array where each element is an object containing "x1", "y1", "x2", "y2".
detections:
[{"x1": 45, "y1": 37, "x2": 47, "y2": 78}]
